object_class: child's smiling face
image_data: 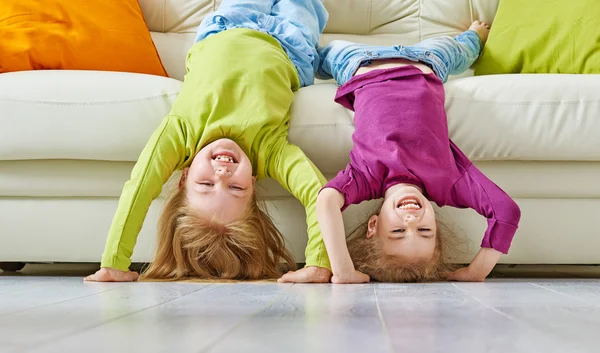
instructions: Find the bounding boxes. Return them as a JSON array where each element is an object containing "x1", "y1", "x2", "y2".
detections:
[
  {"x1": 182, "y1": 138, "x2": 255, "y2": 223},
  {"x1": 367, "y1": 184, "x2": 438, "y2": 263}
]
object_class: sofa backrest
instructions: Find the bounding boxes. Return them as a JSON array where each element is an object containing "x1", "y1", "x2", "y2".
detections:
[{"x1": 138, "y1": 0, "x2": 499, "y2": 80}]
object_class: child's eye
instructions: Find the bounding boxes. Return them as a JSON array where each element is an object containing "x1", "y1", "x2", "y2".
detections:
[
  {"x1": 418, "y1": 228, "x2": 431, "y2": 232},
  {"x1": 392, "y1": 229, "x2": 405, "y2": 233},
  {"x1": 199, "y1": 182, "x2": 213, "y2": 186},
  {"x1": 230, "y1": 185, "x2": 243, "y2": 190}
]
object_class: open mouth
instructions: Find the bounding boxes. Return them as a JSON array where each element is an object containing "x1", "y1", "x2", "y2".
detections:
[
  {"x1": 212, "y1": 152, "x2": 237, "y2": 164},
  {"x1": 397, "y1": 197, "x2": 422, "y2": 210}
]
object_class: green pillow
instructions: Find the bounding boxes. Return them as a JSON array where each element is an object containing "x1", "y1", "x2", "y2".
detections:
[{"x1": 475, "y1": 0, "x2": 600, "y2": 75}]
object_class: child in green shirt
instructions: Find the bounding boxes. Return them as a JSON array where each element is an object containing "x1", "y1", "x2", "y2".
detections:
[{"x1": 85, "y1": 0, "x2": 331, "y2": 282}]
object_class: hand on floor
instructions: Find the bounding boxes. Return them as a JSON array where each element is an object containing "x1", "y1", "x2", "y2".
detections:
[
  {"x1": 331, "y1": 270, "x2": 370, "y2": 284},
  {"x1": 447, "y1": 267, "x2": 485, "y2": 282},
  {"x1": 84, "y1": 268, "x2": 139, "y2": 282},
  {"x1": 278, "y1": 266, "x2": 332, "y2": 283}
]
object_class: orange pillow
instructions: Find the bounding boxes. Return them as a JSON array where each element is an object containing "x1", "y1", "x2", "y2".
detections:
[{"x1": 0, "y1": 0, "x2": 167, "y2": 76}]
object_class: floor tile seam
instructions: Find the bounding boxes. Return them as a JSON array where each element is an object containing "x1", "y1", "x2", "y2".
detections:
[
  {"x1": 373, "y1": 284, "x2": 397, "y2": 353},
  {"x1": 451, "y1": 283, "x2": 545, "y2": 331},
  {"x1": 0, "y1": 276, "x2": 78, "y2": 296},
  {"x1": 0, "y1": 282, "x2": 130, "y2": 318},
  {"x1": 451, "y1": 283, "x2": 578, "y2": 352},
  {"x1": 197, "y1": 283, "x2": 296, "y2": 353},
  {"x1": 530, "y1": 282, "x2": 600, "y2": 308},
  {"x1": 19, "y1": 284, "x2": 212, "y2": 352}
]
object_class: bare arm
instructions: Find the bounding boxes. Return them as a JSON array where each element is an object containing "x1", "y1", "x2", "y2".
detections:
[
  {"x1": 448, "y1": 248, "x2": 502, "y2": 282},
  {"x1": 317, "y1": 188, "x2": 370, "y2": 284}
]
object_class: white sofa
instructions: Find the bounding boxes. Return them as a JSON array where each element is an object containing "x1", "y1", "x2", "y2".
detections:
[{"x1": 2, "y1": 0, "x2": 599, "y2": 269}]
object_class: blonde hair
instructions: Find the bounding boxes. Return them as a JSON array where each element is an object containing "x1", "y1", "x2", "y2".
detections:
[
  {"x1": 140, "y1": 184, "x2": 296, "y2": 281},
  {"x1": 347, "y1": 214, "x2": 457, "y2": 282}
]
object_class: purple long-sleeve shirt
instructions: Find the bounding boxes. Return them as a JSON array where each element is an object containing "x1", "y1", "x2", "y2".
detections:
[{"x1": 323, "y1": 66, "x2": 521, "y2": 253}]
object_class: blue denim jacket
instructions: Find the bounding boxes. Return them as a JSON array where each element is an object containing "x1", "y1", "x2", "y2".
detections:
[
  {"x1": 318, "y1": 30, "x2": 483, "y2": 85},
  {"x1": 195, "y1": 0, "x2": 328, "y2": 87}
]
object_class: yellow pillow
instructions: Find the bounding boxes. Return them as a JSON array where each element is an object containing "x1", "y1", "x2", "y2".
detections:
[
  {"x1": 475, "y1": 0, "x2": 600, "y2": 75},
  {"x1": 0, "y1": 0, "x2": 167, "y2": 76}
]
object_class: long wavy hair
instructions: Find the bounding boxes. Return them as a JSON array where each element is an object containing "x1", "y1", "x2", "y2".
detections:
[
  {"x1": 140, "y1": 183, "x2": 296, "y2": 281},
  {"x1": 347, "y1": 211, "x2": 460, "y2": 282}
]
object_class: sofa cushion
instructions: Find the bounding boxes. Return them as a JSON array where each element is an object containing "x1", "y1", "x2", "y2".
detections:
[
  {"x1": 4, "y1": 160, "x2": 600, "y2": 201},
  {"x1": 2, "y1": 71, "x2": 600, "y2": 164},
  {"x1": 444, "y1": 74, "x2": 600, "y2": 161},
  {"x1": 0, "y1": 70, "x2": 181, "y2": 161}
]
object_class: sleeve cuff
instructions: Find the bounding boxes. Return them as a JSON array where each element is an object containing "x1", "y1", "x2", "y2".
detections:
[
  {"x1": 305, "y1": 254, "x2": 332, "y2": 271},
  {"x1": 480, "y1": 218, "x2": 519, "y2": 254},
  {"x1": 101, "y1": 254, "x2": 132, "y2": 272}
]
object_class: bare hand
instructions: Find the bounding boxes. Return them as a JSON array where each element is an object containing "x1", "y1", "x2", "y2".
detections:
[
  {"x1": 447, "y1": 267, "x2": 485, "y2": 282},
  {"x1": 278, "y1": 266, "x2": 332, "y2": 283},
  {"x1": 448, "y1": 248, "x2": 501, "y2": 282},
  {"x1": 84, "y1": 268, "x2": 139, "y2": 282},
  {"x1": 331, "y1": 270, "x2": 370, "y2": 284}
]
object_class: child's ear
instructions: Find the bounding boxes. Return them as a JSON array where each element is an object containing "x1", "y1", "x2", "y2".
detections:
[
  {"x1": 179, "y1": 168, "x2": 189, "y2": 189},
  {"x1": 252, "y1": 176, "x2": 256, "y2": 185},
  {"x1": 367, "y1": 215, "x2": 378, "y2": 239}
]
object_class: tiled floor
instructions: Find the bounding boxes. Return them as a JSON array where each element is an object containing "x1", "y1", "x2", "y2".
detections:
[{"x1": 1, "y1": 264, "x2": 600, "y2": 353}]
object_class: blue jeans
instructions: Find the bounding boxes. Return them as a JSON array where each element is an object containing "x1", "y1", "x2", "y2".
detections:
[
  {"x1": 195, "y1": 0, "x2": 328, "y2": 87},
  {"x1": 318, "y1": 30, "x2": 482, "y2": 85}
]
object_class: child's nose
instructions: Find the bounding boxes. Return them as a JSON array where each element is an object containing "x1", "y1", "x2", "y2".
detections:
[
  {"x1": 405, "y1": 215, "x2": 418, "y2": 224},
  {"x1": 215, "y1": 168, "x2": 231, "y2": 178}
]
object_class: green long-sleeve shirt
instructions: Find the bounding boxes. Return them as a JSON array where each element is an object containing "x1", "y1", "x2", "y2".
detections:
[{"x1": 101, "y1": 28, "x2": 330, "y2": 272}]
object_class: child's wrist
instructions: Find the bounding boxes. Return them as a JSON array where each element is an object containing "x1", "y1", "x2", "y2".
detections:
[
  {"x1": 465, "y1": 264, "x2": 490, "y2": 280},
  {"x1": 332, "y1": 264, "x2": 357, "y2": 278},
  {"x1": 467, "y1": 249, "x2": 501, "y2": 279},
  {"x1": 473, "y1": 247, "x2": 502, "y2": 268}
]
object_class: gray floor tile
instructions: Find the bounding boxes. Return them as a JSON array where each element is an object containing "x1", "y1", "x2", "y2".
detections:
[
  {"x1": 25, "y1": 283, "x2": 292, "y2": 353},
  {"x1": 454, "y1": 280, "x2": 600, "y2": 353},
  {"x1": 531, "y1": 280, "x2": 600, "y2": 305},
  {"x1": 376, "y1": 282, "x2": 574, "y2": 353},
  {"x1": 499, "y1": 305, "x2": 600, "y2": 352},
  {"x1": 0, "y1": 277, "x2": 127, "y2": 316},
  {"x1": 207, "y1": 284, "x2": 391, "y2": 353},
  {"x1": 0, "y1": 281, "x2": 207, "y2": 353},
  {"x1": 1, "y1": 274, "x2": 599, "y2": 353},
  {"x1": 0, "y1": 277, "x2": 77, "y2": 296},
  {"x1": 453, "y1": 280, "x2": 593, "y2": 307}
]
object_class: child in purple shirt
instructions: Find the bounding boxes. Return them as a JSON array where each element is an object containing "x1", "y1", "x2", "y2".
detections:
[{"x1": 280, "y1": 21, "x2": 521, "y2": 284}]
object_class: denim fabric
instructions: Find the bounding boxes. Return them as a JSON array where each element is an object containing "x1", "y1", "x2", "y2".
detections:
[
  {"x1": 195, "y1": 0, "x2": 328, "y2": 87},
  {"x1": 318, "y1": 30, "x2": 482, "y2": 85}
]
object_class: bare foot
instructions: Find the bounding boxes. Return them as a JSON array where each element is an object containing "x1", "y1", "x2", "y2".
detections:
[
  {"x1": 277, "y1": 266, "x2": 332, "y2": 283},
  {"x1": 469, "y1": 20, "x2": 491, "y2": 45},
  {"x1": 84, "y1": 268, "x2": 139, "y2": 282}
]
